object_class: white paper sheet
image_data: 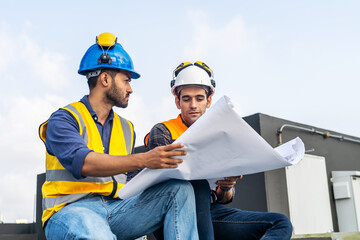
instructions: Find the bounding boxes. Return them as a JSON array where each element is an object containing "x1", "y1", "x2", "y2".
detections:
[{"x1": 118, "y1": 95, "x2": 305, "y2": 199}]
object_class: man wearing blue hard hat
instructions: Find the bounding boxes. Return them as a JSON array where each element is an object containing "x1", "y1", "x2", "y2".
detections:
[{"x1": 39, "y1": 33, "x2": 199, "y2": 239}]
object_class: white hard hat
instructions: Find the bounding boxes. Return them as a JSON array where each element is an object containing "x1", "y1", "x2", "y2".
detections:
[{"x1": 170, "y1": 61, "x2": 216, "y2": 96}]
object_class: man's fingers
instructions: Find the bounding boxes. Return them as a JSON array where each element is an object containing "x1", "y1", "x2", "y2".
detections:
[
  {"x1": 165, "y1": 149, "x2": 187, "y2": 157},
  {"x1": 165, "y1": 157, "x2": 183, "y2": 164},
  {"x1": 224, "y1": 176, "x2": 241, "y2": 181},
  {"x1": 162, "y1": 143, "x2": 185, "y2": 151},
  {"x1": 216, "y1": 179, "x2": 236, "y2": 187},
  {"x1": 145, "y1": 144, "x2": 187, "y2": 170},
  {"x1": 160, "y1": 158, "x2": 183, "y2": 168},
  {"x1": 217, "y1": 180, "x2": 236, "y2": 185},
  {"x1": 154, "y1": 143, "x2": 187, "y2": 157}
]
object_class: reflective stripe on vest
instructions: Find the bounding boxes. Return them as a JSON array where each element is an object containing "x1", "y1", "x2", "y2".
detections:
[{"x1": 39, "y1": 101, "x2": 134, "y2": 226}]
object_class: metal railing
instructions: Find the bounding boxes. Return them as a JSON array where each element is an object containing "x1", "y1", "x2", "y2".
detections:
[{"x1": 277, "y1": 124, "x2": 360, "y2": 145}]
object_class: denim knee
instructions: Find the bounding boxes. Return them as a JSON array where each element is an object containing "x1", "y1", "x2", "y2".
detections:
[
  {"x1": 275, "y1": 213, "x2": 293, "y2": 236},
  {"x1": 46, "y1": 205, "x2": 116, "y2": 240},
  {"x1": 165, "y1": 180, "x2": 195, "y2": 201}
]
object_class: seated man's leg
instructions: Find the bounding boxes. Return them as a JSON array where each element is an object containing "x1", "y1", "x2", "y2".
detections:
[
  {"x1": 154, "y1": 180, "x2": 214, "y2": 240},
  {"x1": 45, "y1": 196, "x2": 116, "y2": 240},
  {"x1": 108, "y1": 179, "x2": 199, "y2": 240},
  {"x1": 190, "y1": 180, "x2": 215, "y2": 240},
  {"x1": 211, "y1": 204, "x2": 293, "y2": 240}
]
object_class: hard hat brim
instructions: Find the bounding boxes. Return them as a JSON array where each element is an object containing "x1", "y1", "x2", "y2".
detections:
[{"x1": 78, "y1": 43, "x2": 141, "y2": 79}]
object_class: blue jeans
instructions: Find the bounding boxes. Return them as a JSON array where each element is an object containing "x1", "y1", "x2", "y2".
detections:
[
  {"x1": 44, "y1": 179, "x2": 199, "y2": 240},
  {"x1": 154, "y1": 180, "x2": 292, "y2": 240},
  {"x1": 153, "y1": 180, "x2": 215, "y2": 240},
  {"x1": 211, "y1": 204, "x2": 293, "y2": 240},
  {"x1": 173, "y1": 180, "x2": 292, "y2": 240}
]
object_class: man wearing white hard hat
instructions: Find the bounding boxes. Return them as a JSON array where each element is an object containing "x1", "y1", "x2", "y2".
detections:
[{"x1": 145, "y1": 61, "x2": 293, "y2": 240}]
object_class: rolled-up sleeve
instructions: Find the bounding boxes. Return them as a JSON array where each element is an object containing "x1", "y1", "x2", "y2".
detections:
[{"x1": 46, "y1": 109, "x2": 92, "y2": 179}]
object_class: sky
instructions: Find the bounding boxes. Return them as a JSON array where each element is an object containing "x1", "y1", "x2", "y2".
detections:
[{"x1": 0, "y1": 0, "x2": 359, "y2": 223}]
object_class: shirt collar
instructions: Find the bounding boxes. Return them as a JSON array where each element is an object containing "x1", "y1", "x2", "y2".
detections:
[
  {"x1": 179, "y1": 114, "x2": 191, "y2": 128},
  {"x1": 80, "y1": 95, "x2": 114, "y2": 122}
]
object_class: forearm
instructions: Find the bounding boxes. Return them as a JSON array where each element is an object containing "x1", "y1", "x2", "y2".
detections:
[
  {"x1": 215, "y1": 187, "x2": 234, "y2": 204},
  {"x1": 81, "y1": 143, "x2": 185, "y2": 177},
  {"x1": 215, "y1": 176, "x2": 241, "y2": 204},
  {"x1": 81, "y1": 151, "x2": 146, "y2": 177}
]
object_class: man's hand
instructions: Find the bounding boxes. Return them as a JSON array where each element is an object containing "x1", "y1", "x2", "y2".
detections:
[
  {"x1": 215, "y1": 176, "x2": 243, "y2": 204},
  {"x1": 143, "y1": 143, "x2": 186, "y2": 169},
  {"x1": 216, "y1": 175, "x2": 243, "y2": 190}
]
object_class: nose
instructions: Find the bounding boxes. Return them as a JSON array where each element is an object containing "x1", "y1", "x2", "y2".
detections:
[
  {"x1": 127, "y1": 84, "x2": 133, "y2": 94},
  {"x1": 189, "y1": 99, "x2": 197, "y2": 108}
]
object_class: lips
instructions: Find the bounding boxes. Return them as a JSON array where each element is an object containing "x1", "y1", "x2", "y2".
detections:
[{"x1": 188, "y1": 111, "x2": 199, "y2": 115}]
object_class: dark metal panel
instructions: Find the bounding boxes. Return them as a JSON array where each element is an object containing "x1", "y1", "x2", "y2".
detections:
[
  {"x1": 0, "y1": 234, "x2": 37, "y2": 240},
  {"x1": 227, "y1": 172, "x2": 268, "y2": 212},
  {"x1": 35, "y1": 174, "x2": 46, "y2": 240},
  {"x1": 257, "y1": 113, "x2": 360, "y2": 232},
  {"x1": 0, "y1": 223, "x2": 35, "y2": 234}
]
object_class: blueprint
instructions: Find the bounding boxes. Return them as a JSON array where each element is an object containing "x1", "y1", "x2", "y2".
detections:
[{"x1": 118, "y1": 95, "x2": 305, "y2": 199}]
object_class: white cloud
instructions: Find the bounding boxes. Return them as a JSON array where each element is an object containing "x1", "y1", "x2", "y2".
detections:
[
  {"x1": 0, "y1": 173, "x2": 37, "y2": 222},
  {"x1": 183, "y1": 10, "x2": 249, "y2": 58},
  {"x1": 0, "y1": 22, "x2": 72, "y2": 91},
  {"x1": 0, "y1": 22, "x2": 12, "y2": 72},
  {"x1": 0, "y1": 23, "x2": 74, "y2": 222},
  {"x1": 0, "y1": 94, "x2": 67, "y2": 222},
  {"x1": 22, "y1": 34, "x2": 72, "y2": 90}
]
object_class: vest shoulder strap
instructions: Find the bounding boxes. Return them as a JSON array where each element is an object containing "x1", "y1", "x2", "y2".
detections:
[
  {"x1": 111, "y1": 113, "x2": 134, "y2": 155},
  {"x1": 144, "y1": 115, "x2": 188, "y2": 147},
  {"x1": 162, "y1": 114, "x2": 188, "y2": 140}
]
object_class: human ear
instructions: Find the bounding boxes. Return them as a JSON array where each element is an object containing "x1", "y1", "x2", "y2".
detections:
[
  {"x1": 206, "y1": 95, "x2": 212, "y2": 108},
  {"x1": 175, "y1": 96, "x2": 181, "y2": 110},
  {"x1": 99, "y1": 72, "x2": 111, "y2": 87}
]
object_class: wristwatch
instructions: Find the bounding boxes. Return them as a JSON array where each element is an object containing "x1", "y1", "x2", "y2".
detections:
[{"x1": 219, "y1": 186, "x2": 232, "y2": 192}]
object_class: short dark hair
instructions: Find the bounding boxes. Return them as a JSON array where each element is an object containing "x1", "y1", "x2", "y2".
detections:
[
  {"x1": 176, "y1": 85, "x2": 212, "y2": 100},
  {"x1": 87, "y1": 68, "x2": 126, "y2": 90}
]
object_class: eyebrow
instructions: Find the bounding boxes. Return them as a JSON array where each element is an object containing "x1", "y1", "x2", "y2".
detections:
[
  {"x1": 122, "y1": 70, "x2": 131, "y2": 79},
  {"x1": 181, "y1": 94, "x2": 206, "y2": 99},
  {"x1": 124, "y1": 74, "x2": 131, "y2": 81}
]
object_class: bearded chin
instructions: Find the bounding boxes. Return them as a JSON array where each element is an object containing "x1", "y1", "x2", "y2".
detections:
[
  {"x1": 111, "y1": 96, "x2": 128, "y2": 108},
  {"x1": 106, "y1": 87, "x2": 129, "y2": 108},
  {"x1": 115, "y1": 101, "x2": 128, "y2": 108}
]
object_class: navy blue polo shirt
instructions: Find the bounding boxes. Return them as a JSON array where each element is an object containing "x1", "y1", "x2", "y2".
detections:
[{"x1": 45, "y1": 95, "x2": 135, "y2": 179}]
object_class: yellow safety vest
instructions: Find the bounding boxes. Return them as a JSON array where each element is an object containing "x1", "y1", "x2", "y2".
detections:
[
  {"x1": 144, "y1": 114, "x2": 188, "y2": 147},
  {"x1": 39, "y1": 102, "x2": 134, "y2": 226}
]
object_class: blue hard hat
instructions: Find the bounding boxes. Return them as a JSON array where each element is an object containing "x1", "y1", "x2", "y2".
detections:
[{"x1": 78, "y1": 33, "x2": 140, "y2": 79}]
